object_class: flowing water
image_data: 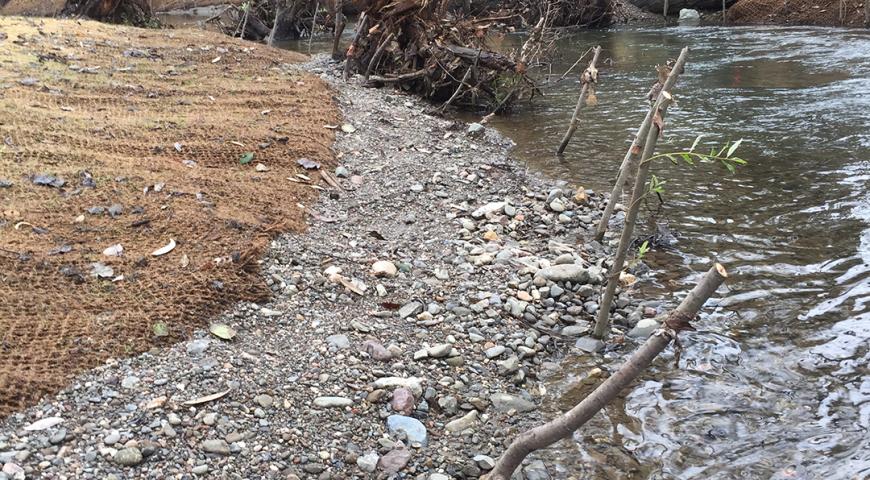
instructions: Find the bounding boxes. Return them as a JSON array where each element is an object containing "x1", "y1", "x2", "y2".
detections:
[
  {"x1": 160, "y1": 16, "x2": 870, "y2": 478},
  {"x1": 482, "y1": 26, "x2": 870, "y2": 480}
]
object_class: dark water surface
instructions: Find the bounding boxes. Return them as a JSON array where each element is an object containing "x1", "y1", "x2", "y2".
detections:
[
  {"x1": 160, "y1": 16, "x2": 870, "y2": 478},
  {"x1": 486, "y1": 26, "x2": 869, "y2": 480}
]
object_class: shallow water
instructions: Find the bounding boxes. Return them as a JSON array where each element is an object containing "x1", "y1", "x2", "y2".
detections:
[
  {"x1": 484, "y1": 26, "x2": 870, "y2": 480},
  {"x1": 160, "y1": 16, "x2": 870, "y2": 478}
]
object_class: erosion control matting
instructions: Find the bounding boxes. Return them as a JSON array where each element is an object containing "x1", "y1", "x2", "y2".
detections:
[{"x1": 0, "y1": 16, "x2": 337, "y2": 417}]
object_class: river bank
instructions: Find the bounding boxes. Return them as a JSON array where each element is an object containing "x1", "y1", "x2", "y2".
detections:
[{"x1": 0, "y1": 48, "x2": 664, "y2": 477}]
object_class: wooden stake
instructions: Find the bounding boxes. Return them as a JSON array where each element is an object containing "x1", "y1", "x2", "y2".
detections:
[
  {"x1": 556, "y1": 46, "x2": 601, "y2": 156},
  {"x1": 485, "y1": 264, "x2": 728, "y2": 480},
  {"x1": 364, "y1": 32, "x2": 394, "y2": 81},
  {"x1": 343, "y1": 12, "x2": 367, "y2": 81},
  {"x1": 593, "y1": 91, "x2": 674, "y2": 339},
  {"x1": 594, "y1": 47, "x2": 688, "y2": 242},
  {"x1": 663, "y1": 0, "x2": 669, "y2": 18}
]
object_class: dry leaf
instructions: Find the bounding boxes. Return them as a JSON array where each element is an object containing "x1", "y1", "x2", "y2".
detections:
[{"x1": 152, "y1": 239, "x2": 176, "y2": 256}]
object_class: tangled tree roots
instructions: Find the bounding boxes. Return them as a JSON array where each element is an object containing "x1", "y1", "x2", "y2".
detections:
[{"x1": 344, "y1": 0, "x2": 538, "y2": 111}]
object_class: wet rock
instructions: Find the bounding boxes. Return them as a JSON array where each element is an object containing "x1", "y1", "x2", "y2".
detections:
[
  {"x1": 628, "y1": 318, "x2": 660, "y2": 337},
  {"x1": 467, "y1": 123, "x2": 485, "y2": 137},
  {"x1": 491, "y1": 393, "x2": 536, "y2": 413},
  {"x1": 474, "y1": 454, "x2": 496, "y2": 470},
  {"x1": 575, "y1": 336, "x2": 605, "y2": 353},
  {"x1": 523, "y1": 459, "x2": 550, "y2": 480},
  {"x1": 386, "y1": 415, "x2": 427, "y2": 446}
]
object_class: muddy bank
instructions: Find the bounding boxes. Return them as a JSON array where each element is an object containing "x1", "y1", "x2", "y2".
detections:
[
  {"x1": 0, "y1": 55, "x2": 664, "y2": 478},
  {"x1": 0, "y1": 17, "x2": 336, "y2": 417}
]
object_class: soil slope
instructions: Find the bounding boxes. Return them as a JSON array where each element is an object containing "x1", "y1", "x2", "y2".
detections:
[{"x1": 0, "y1": 16, "x2": 337, "y2": 417}]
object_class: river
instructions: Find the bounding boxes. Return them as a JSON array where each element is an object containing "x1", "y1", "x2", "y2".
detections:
[
  {"x1": 477, "y1": 26, "x2": 869, "y2": 480},
  {"x1": 161, "y1": 14, "x2": 870, "y2": 478}
]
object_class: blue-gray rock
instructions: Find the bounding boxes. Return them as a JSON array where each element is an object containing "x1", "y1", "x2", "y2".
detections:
[
  {"x1": 628, "y1": 318, "x2": 660, "y2": 337},
  {"x1": 386, "y1": 415, "x2": 428, "y2": 446},
  {"x1": 357, "y1": 452, "x2": 379, "y2": 472},
  {"x1": 575, "y1": 336, "x2": 605, "y2": 353}
]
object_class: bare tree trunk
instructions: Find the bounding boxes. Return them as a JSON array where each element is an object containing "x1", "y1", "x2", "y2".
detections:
[
  {"x1": 556, "y1": 46, "x2": 601, "y2": 156},
  {"x1": 267, "y1": 1, "x2": 284, "y2": 47},
  {"x1": 865, "y1": 0, "x2": 870, "y2": 27},
  {"x1": 593, "y1": 91, "x2": 674, "y2": 339},
  {"x1": 343, "y1": 12, "x2": 367, "y2": 81},
  {"x1": 663, "y1": 0, "x2": 668, "y2": 17},
  {"x1": 331, "y1": 0, "x2": 346, "y2": 60},
  {"x1": 594, "y1": 47, "x2": 688, "y2": 243},
  {"x1": 722, "y1": 0, "x2": 727, "y2": 24},
  {"x1": 485, "y1": 263, "x2": 729, "y2": 480},
  {"x1": 308, "y1": 0, "x2": 319, "y2": 54},
  {"x1": 364, "y1": 32, "x2": 394, "y2": 81}
]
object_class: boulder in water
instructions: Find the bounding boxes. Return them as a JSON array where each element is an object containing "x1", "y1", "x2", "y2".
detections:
[{"x1": 679, "y1": 8, "x2": 701, "y2": 24}]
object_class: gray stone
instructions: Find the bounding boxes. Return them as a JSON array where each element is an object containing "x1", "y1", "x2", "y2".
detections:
[
  {"x1": 326, "y1": 334, "x2": 350, "y2": 350},
  {"x1": 254, "y1": 394, "x2": 274, "y2": 408},
  {"x1": 186, "y1": 339, "x2": 210, "y2": 355},
  {"x1": 471, "y1": 202, "x2": 505, "y2": 219},
  {"x1": 575, "y1": 336, "x2": 605, "y2": 353},
  {"x1": 679, "y1": 8, "x2": 701, "y2": 24},
  {"x1": 490, "y1": 393, "x2": 536, "y2": 413},
  {"x1": 445, "y1": 410, "x2": 478, "y2": 433},
  {"x1": 103, "y1": 430, "x2": 121, "y2": 445},
  {"x1": 467, "y1": 123, "x2": 485, "y2": 137},
  {"x1": 427, "y1": 344, "x2": 452, "y2": 358},
  {"x1": 313, "y1": 396, "x2": 353, "y2": 408},
  {"x1": 386, "y1": 415, "x2": 428, "y2": 446},
  {"x1": 524, "y1": 460, "x2": 550, "y2": 480},
  {"x1": 201, "y1": 439, "x2": 230, "y2": 456},
  {"x1": 474, "y1": 454, "x2": 496, "y2": 470},
  {"x1": 113, "y1": 447, "x2": 143, "y2": 466},
  {"x1": 536, "y1": 264, "x2": 589, "y2": 284},
  {"x1": 485, "y1": 345, "x2": 506, "y2": 358},
  {"x1": 561, "y1": 324, "x2": 589, "y2": 337},
  {"x1": 372, "y1": 377, "x2": 423, "y2": 397},
  {"x1": 628, "y1": 318, "x2": 660, "y2": 338},
  {"x1": 399, "y1": 301, "x2": 423, "y2": 319},
  {"x1": 357, "y1": 452, "x2": 379, "y2": 472}
]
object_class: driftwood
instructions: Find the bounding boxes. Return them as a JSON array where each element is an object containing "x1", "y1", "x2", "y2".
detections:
[
  {"x1": 556, "y1": 45, "x2": 601, "y2": 155},
  {"x1": 341, "y1": 0, "x2": 536, "y2": 110},
  {"x1": 485, "y1": 263, "x2": 729, "y2": 480},
  {"x1": 593, "y1": 89, "x2": 676, "y2": 339},
  {"x1": 594, "y1": 47, "x2": 689, "y2": 242}
]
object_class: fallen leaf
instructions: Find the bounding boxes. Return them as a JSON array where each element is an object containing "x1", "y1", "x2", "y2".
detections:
[
  {"x1": 152, "y1": 238, "x2": 176, "y2": 256},
  {"x1": 153, "y1": 322, "x2": 169, "y2": 337},
  {"x1": 146, "y1": 396, "x2": 168, "y2": 409},
  {"x1": 24, "y1": 417, "x2": 64, "y2": 431},
  {"x1": 209, "y1": 323, "x2": 236, "y2": 340},
  {"x1": 239, "y1": 152, "x2": 254, "y2": 165},
  {"x1": 174, "y1": 142, "x2": 183, "y2": 152},
  {"x1": 90, "y1": 262, "x2": 114, "y2": 278},
  {"x1": 255, "y1": 163, "x2": 269, "y2": 172},
  {"x1": 182, "y1": 389, "x2": 230, "y2": 406},
  {"x1": 340, "y1": 124, "x2": 356, "y2": 133},
  {"x1": 180, "y1": 254, "x2": 190, "y2": 268}
]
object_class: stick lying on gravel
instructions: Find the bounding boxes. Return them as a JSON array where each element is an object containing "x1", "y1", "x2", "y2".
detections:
[{"x1": 484, "y1": 263, "x2": 729, "y2": 480}]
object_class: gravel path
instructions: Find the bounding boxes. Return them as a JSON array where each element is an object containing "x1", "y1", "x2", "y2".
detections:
[{"x1": 0, "y1": 58, "x2": 650, "y2": 480}]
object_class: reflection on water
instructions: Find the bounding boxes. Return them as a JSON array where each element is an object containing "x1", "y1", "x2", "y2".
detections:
[{"x1": 485, "y1": 26, "x2": 869, "y2": 479}]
